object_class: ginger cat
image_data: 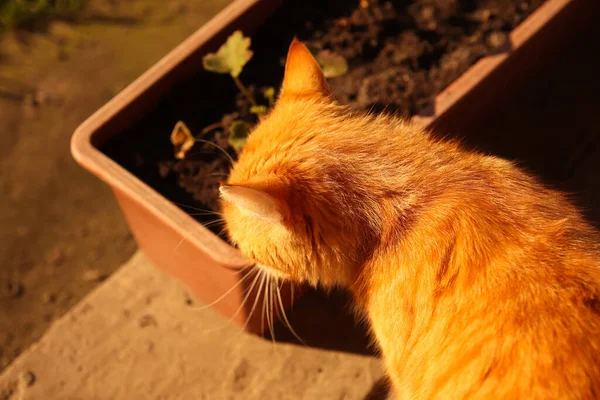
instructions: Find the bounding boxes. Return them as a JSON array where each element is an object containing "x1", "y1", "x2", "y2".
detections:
[{"x1": 220, "y1": 39, "x2": 600, "y2": 399}]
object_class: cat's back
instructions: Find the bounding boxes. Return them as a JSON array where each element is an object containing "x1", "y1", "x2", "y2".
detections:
[{"x1": 365, "y1": 145, "x2": 600, "y2": 400}]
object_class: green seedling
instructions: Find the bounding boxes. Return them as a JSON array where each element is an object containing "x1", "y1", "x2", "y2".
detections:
[
  {"x1": 228, "y1": 120, "x2": 252, "y2": 153},
  {"x1": 315, "y1": 50, "x2": 349, "y2": 78},
  {"x1": 203, "y1": 30, "x2": 257, "y2": 107},
  {"x1": 172, "y1": 32, "x2": 348, "y2": 158},
  {"x1": 263, "y1": 87, "x2": 276, "y2": 106},
  {"x1": 249, "y1": 105, "x2": 267, "y2": 115}
]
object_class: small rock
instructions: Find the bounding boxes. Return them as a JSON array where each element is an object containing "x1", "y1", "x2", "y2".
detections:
[
  {"x1": 23, "y1": 90, "x2": 51, "y2": 108},
  {"x1": 335, "y1": 18, "x2": 349, "y2": 28},
  {"x1": 139, "y1": 314, "x2": 158, "y2": 328},
  {"x1": 146, "y1": 341, "x2": 155, "y2": 353},
  {"x1": 420, "y1": 5, "x2": 435, "y2": 21},
  {"x1": 19, "y1": 371, "x2": 36, "y2": 387},
  {"x1": 232, "y1": 359, "x2": 251, "y2": 392},
  {"x1": 487, "y1": 31, "x2": 507, "y2": 49},
  {"x1": 473, "y1": 9, "x2": 491, "y2": 23},
  {"x1": 42, "y1": 292, "x2": 57, "y2": 304},
  {"x1": 145, "y1": 293, "x2": 159, "y2": 305},
  {"x1": 81, "y1": 269, "x2": 107, "y2": 282},
  {"x1": 3, "y1": 281, "x2": 24, "y2": 298},
  {"x1": 45, "y1": 248, "x2": 66, "y2": 267},
  {"x1": 183, "y1": 292, "x2": 195, "y2": 306}
]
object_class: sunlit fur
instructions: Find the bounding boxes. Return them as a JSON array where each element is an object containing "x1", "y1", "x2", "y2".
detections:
[{"x1": 221, "y1": 39, "x2": 600, "y2": 399}]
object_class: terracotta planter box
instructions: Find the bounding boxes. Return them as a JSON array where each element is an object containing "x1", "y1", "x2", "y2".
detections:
[{"x1": 70, "y1": 0, "x2": 595, "y2": 334}]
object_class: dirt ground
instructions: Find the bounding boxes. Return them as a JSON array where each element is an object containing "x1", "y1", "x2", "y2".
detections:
[
  {"x1": 0, "y1": 0, "x2": 232, "y2": 372},
  {"x1": 0, "y1": 252, "x2": 386, "y2": 400}
]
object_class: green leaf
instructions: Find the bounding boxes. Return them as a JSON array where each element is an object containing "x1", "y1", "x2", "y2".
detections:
[
  {"x1": 250, "y1": 105, "x2": 267, "y2": 115},
  {"x1": 170, "y1": 121, "x2": 195, "y2": 159},
  {"x1": 228, "y1": 120, "x2": 251, "y2": 152},
  {"x1": 315, "y1": 50, "x2": 348, "y2": 78},
  {"x1": 263, "y1": 87, "x2": 275, "y2": 105},
  {"x1": 202, "y1": 30, "x2": 253, "y2": 78}
]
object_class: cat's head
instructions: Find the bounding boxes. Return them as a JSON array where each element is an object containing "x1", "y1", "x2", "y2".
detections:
[{"x1": 220, "y1": 39, "x2": 384, "y2": 287}]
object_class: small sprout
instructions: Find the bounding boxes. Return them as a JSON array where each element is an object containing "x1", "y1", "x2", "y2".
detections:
[
  {"x1": 203, "y1": 30, "x2": 258, "y2": 106},
  {"x1": 170, "y1": 121, "x2": 195, "y2": 159},
  {"x1": 250, "y1": 105, "x2": 267, "y2": 115},
  {"x1": 202, "y1": 30, "x2": 253, "y2": 78},
  {"x1": 315, "y1": 50, "x2": 348, "y2": 78},
  {"x1": 263, "y1": 87, "x2": 276, "y2": 105},
  {"x1": 228, "y1": 120, "x2": 251, "y2": 153}
]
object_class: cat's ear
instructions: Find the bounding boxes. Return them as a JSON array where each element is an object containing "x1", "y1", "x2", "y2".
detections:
[
  {"x1": 281, "y1": 38, "x2": 330, "y2": 98},
  {"x1": 219, "y1": 185, "x2": 282, "y2": 223}
]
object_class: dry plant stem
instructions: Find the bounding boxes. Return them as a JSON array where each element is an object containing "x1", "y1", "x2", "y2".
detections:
[
  {"x1": 233, "y1": 76, "x2": 257, "y2": 107},
  {"x1": 200, "y1": 121, "x2": 224, "y2": 135}
]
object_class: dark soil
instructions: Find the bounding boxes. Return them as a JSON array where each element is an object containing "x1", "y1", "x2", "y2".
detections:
[{"x1": 103, "y1": 0, "x2": 545, "y2": 235}]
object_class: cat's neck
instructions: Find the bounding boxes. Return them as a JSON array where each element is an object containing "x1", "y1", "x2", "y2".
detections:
[{"x1": 346, "y1": 126, "x2": 526, "y2": 306}]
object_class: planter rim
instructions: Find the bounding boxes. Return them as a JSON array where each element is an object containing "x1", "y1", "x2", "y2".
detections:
[
  {"x1": 70, "y1": 0, "x2": 259, "y2": 268},
  {"x1": 71, "y1": 0, "x2": 570, "y2": 268},
  {"x1": 411, "y1": 0, "x2": 569, "y2": 129}
]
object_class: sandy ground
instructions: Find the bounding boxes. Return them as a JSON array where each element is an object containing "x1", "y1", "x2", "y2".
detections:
[
  {"x1": 0, "y1": 251, "x2": 386, "y2": 400},
  {"x1": 0, "y1": 0, "x2": 233, "y2": 372}
]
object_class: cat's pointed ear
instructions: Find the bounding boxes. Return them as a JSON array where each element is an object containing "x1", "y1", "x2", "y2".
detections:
[
  {"x1": 219, "y1": 185, "x2": 282, "y2": 222},
  {"x1": 281, "y1": 38, "x2": 330, "y2": 98}
]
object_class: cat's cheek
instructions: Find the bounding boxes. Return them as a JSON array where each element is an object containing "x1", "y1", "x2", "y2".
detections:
[{"x1": 256, "y1": 262, "x2": 290, "y2": 279}]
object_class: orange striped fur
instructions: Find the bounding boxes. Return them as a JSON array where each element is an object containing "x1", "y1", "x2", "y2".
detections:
[{"x1": 220, "y1": 39, "x2": 600, "y2": 399}]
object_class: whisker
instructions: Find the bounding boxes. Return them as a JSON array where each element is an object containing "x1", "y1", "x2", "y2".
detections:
[
  {"x1": 194, "y1": 138, "x2": 235, "y2": 166},
  {"x1": 188, "y1": 212, "x2": 225, "y2": 218},
  {"x1": 173, "y1": 226, "x2": 201, "y2": 253},
  {"x1": 190, "y1": 269, "x2": 254, "y2": 311},
  {"x1": 206, "y1": 172, "x2": 229, "y2": 178},
  {"x1": 174, "y1": 235, "x2": 189, "y2": 253},
  {"x1": 239, "y1": 269, "x2": 266, "y2": 333},
  {"x1": 216, "y1": 226, "x2": 229, "y2": 238},
  {"x1": 276, "y1": 278, "x2": 306, "y2": 346},
  {"x1": 203, "y1": 267, "x2": 261, "y2": 333},
  {"x1": 201, "y1": 220, "x2": 227, "y2": 230},
  {"x1": 266, "y1": 276, "x2": 276, "y2": 346},
  {"x1": 202, "y1": 219, "x2": 226, "y2": 227},
  {"x1": 171, "y1": 202, "x2": 222, "y2": 214},
  {"x1": 261, "y1": 273, "x2": 267, "y2": 335}
]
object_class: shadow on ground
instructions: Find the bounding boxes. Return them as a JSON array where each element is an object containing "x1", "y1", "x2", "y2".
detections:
[{"x1": 265, "y1": 288, "x2": 376, "y2": 356}]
